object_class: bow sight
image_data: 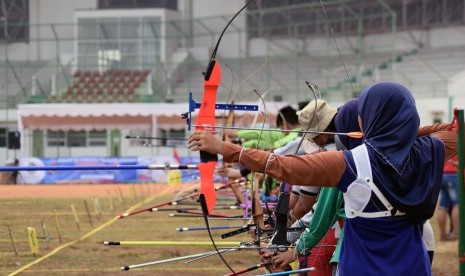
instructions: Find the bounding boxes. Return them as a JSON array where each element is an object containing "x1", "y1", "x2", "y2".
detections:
[{"x1": 181, "y1": 92, "x2": 259, "y2": 131}]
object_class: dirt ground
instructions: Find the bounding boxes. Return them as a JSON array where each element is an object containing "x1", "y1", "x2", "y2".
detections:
[
  {"x1": 0, "y1": 183, "x2": 193, "y2": 199},
  {"x1": 0, "y1": 182, "x2": 460, "y2": 276},
  {"x1": 0, "y1": 182, "x2": 255, "y2": 276}
]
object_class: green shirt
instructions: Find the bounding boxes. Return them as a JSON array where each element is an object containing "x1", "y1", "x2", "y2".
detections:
[
  {"x1": 238, "y1": 129, "x2": 285, "y2": 150},
  {"x1": 296, "y1": 187, "x2": 345, "y2": 264},
  {"x1": 272, "y1": 128, "x2": 300, "y2": 148}
]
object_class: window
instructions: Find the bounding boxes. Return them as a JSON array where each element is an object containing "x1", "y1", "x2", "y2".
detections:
[
  {"x1": 0, "y1": 0, "x2": 29, "y2": 42},
  {"x1": 0, "y1": 128, "x2": 7, "y2": 147},
  {"x1": 159, "y1": 128, "x2": 185, "y2": 146},
  {"x1": 89, "y1": 130, "x2": 107, "y2": 146},
  {"x1": 128, "y1": 130, "x2": 150, "y2": 146},
  {"x1": 46, "y1": 130, "x2": 107, "y2": 147},
  {"x1": 77, "y1": 16, "x2": 161, "y2": 71},
  {"x1": 98, "y1": 49, "x2": 121, "y2": 72},
  {"x1": 47, "y1": 131, "x2": 66, "y2": 147},
  {"x1": 67, "y1": 131, "x2": 86, "y2": 147},
  {"x1": 98, "y1": 0, "x2": 177, "y2": 10}
]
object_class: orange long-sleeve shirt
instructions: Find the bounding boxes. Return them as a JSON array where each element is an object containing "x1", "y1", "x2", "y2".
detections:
[{"x1": 221, "y1": 123, "x2": 457, "y2": 188}]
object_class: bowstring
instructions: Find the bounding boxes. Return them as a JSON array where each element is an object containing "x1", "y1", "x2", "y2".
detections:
[{"x1": 319, "y1": 0, "x2": 356, "y2": 96}]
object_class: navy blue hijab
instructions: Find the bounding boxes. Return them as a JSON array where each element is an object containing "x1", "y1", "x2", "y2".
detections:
[
  {"x1": 335, "y1": 98, "x2": 362, "y2": 150},
  {"x1": 358, "y1": 82, "x2": 445, "y2": 220}
]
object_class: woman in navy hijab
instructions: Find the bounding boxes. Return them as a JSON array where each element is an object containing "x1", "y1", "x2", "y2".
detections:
[
  {"x1": 336, "y1": 82, "x2": 448, "y2": 275},
  {"x1": 188, "y1": 82, "x2": 457, "y2": 275}
]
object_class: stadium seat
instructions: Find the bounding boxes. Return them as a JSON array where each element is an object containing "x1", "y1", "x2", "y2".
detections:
[{"x1": 95, "y1": 94, "x2": 104, "y2": 103}]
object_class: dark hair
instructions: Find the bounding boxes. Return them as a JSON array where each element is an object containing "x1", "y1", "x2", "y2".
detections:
[
  {"x1": 297, "y1": 100, "x2": 310, "y2": 111},
  {"x1": 276, "y1": 105, "x2": 298, "y2": 127},
  {"x1": 326, "y1": 116, "x2": 336, "y2": 132}
]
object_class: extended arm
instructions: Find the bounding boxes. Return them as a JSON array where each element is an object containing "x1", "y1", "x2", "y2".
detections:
[
  {"x1": 418, "y1": 123, "x2": 457, "y2": 160},
  {"x1": 188, "y1": 131, "x2": 345, "y2": 187}
]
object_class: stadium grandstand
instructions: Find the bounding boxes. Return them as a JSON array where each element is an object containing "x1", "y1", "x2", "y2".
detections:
[{"x1": 0, "y1": 0, "x2": 464, "y2": 163}]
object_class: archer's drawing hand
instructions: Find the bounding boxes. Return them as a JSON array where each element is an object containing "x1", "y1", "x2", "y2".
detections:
[
  {"x1": 215, "y1": 167, "x2": 241, "y2": 178},
  {"x1": 188, "y1": 131, "x2": 223, "y2": 154}
]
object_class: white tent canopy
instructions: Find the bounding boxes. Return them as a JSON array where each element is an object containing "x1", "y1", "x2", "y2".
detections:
[
  {"x1": 18, "y1": 103, "x2": 188, "y2": 131},
  {"x1": 17, "y1": 102, "x2": 289, "y2": 155}
]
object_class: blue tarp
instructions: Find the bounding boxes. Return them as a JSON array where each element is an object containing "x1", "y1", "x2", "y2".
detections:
[{"x1": 18, "y1": 156, "x2": 201, "y2": 184}]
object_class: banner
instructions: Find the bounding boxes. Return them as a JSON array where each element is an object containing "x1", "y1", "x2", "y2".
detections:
[{"x1": 17, "y1": 156, "x2": 201, "y2": 184}]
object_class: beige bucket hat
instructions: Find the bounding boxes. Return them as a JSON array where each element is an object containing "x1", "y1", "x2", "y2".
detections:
[{"x1": 298, "y1": 99, "x2": 337, "y2": 140}]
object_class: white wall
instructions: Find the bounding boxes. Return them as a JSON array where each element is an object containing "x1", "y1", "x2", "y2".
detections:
[
  {"x1": 164, "y1": 10, "x2": 183, "y2": 59},
  {"x1": 44, "y1": 147, "x2": 107, "y2": 158},
  {"x1": 0, "y1": 149, "x2": 21, "y2": 164},
  {"x1": 190, "y1": 0, "x2": 247, "y2": 59},
  {"x1": 449, "y1": 71, "x2": 465, "y2": 98}
]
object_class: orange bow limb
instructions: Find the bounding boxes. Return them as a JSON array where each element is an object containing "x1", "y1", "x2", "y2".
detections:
[
  {"x1": 199, "y1": 162, "x2": 217, "y2": 214},
  {"x1": 196, "y1": 60, "x2": 222, "y2": 214}
]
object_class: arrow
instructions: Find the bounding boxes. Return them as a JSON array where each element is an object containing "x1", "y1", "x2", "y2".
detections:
[
  {"x1": 0, "y1": 164, "x2": 198, "y2": 172},
  {"x1": 125, "y1": 135, "x2": 187, "y2": 141},
  {"x1": 192, "y1": 124, "x2": 363, "y2": 139},
  {"x1": 117, "y1": 178, "x2": 247, "y2": 219},
  {"x1": 151, "y1": 205, "x2": 240, "y2": 212},
  {"x1": 104, "y1": 241, "x2": 243, "y2": 246},
  {"x1": 255, "y1": 267, "x2": 316, "y2": 276},
  {"x1": 120, "y1": 249, "x2": 232, "y2": 270},
  {"x1": 224, "y1": 262, "x2": 271, "y2": 276},
  {"x1": 176, "y1": 210, "x2": 237, "y2": 218},
  {"x1": 176, "y1": 225, "x2": 244, "y2": 232}
]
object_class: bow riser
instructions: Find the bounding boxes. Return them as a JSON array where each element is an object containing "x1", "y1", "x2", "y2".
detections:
[{"x1": 196, "y1": 60, "x2": 221, "y2": 214}]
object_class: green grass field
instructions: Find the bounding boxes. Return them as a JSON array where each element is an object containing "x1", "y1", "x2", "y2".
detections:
[{"x1": 0, "y1": 184, "x2": 459, "y2": 276}]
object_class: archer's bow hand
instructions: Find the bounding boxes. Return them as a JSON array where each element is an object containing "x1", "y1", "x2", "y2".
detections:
[
  {"x1": 215, "y1": 167, "x2": 241, "y2": 178},
  {"x1": 259, "y1": 248, "x2": 275, "y2": 262},
  {"x1": 187, "y1": 131, "x2": 224, "y2": 154},
  {"x1": 271, "y1": 249, "x2": 297, "y2": 269}
]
